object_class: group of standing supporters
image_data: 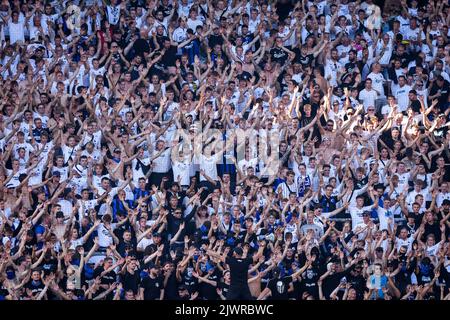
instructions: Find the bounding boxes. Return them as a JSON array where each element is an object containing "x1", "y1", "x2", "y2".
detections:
[{"x1": 0, "y1": 0, "x2": 449, "y2": 300}]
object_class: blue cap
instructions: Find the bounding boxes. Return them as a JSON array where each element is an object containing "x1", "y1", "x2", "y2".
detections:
[{"x1": 206, "y1": 262, "x2": 215, "y2": 272}]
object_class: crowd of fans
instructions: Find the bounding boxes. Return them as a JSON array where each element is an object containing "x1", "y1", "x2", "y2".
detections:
[{"x1": 0, "y1": 0, "x2": 449, "y2": 301}]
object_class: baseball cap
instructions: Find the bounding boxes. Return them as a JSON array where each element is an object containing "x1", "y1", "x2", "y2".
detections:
[
  {"x1": 2, "y1": 237, "x2": 11, "y2": 246},
  {"x1": 52, "y1": 171, "x2": 61, "y2": 177},
  {"x1": 442, "y1": 199, "x2": 450, "y2": 206},
  {"x1": 233, "y1": 247, "x2": 243, "y2": 256},
  {"x1": 205, "y1": 262, "x2": 215, "y2": 272},
  {"x1": 146, "y1": 262, "x2": 157, "y2": 270}
]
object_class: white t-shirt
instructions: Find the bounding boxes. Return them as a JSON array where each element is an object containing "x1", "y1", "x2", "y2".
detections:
[
  {"x1": 5, "y1": 169, "x2": 27, "y2": 188},
  {"x1": 97, "y1": 223, "x2": 116, "y2": 247},
  {"x1": 392, "y1": 84, "x2": 412, "y2": 112},
  {"x1": 81, "y1": 131, "x2": 102, "y2": 150},
  {"x1": 152, "y1": 149, "x2": 171, "y2": 173},
  {"x1": 8, "y1": 20, "x2": 25, "y2": 44},
  {"x1": 396, "y1": 172, "x2": 410, "y2": 191},
  {"x1": 367, "y1": 72, "x2": 386, "y2": 98},
  {"x1": 237, "y1": 158, "x2": 258, "y2": 174},
  {"x1": 172, "y1": 157, "x2": 191, "y2": 186},
  {"x1": 69, "y1": 238, "x2": 84, "y2": 250},
  {"x1": 28, "y1": 163, "x2": 45, "y2": 186},
  {"x1": 277, "y1": 181, "x2": 298, "y2": 199},
  {"x1": 132, "y1": 157, "x2": 151, "y2": 184},
  {"x1": 425, "y1": 243, "x2": 441, "y2": 257},
  {"x1": 62, "y1": 144, "x2": 80, "y2": 164},
  {"x1": 78, "y1": 199, "x2": 98, "y2": 221},
  {"x1": 187, "y1": 18, "x2": 203, "y2": 31},
  {"x1": 396, "y1": 235, "x2": 413, "y2": 252},
  {"x1": 53, "y1": 166, "x2": 69, "y2": 182},
  {"x1": 375, "y1": 39, "x2": 393, "y2": 65},
  {"x1": 349, "y1": 205, "x2": 373, "y2": 230},
  {"x1": 359, "y1": 88, "x2": 378, "y2": 110},
  {"x1": 436, "y1": 192, "x2": 450, "y2": 207},
  {"x1": 198, "y1": 154, "x2": 220, "y2": 182},
  {"x1": 36, "y1": 141, "x2": 54, "y2": 163},
  {"x1": 377, "y1": 206, "x2": 395, "y2": 231},
  {"x1": 81, "y1": 149, "x2": 102, "y2": 163},
  {"x1": 106, "y1": 5, "x2": 121, "y2": 25}
]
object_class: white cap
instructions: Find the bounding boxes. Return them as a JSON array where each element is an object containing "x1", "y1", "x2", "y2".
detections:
[{"x1": 2, "y1": 237, "x2": 11, "y2": 246}]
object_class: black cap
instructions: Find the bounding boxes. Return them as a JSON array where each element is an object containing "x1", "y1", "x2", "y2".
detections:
[
  {"x1": 442, "y1": 199, "x2": 450, "y2": 206},
  {"x1": 146, "y1": 262, "x2": 157, "y2": 270},
  {"x1": 152, "y1": 231, "x2": 161, "y2": 237},
  {"x1": 362, "y1": 211, "x2": 371, "y2": 216},
  {"x1": 233, "y1": 247, "x2": 243, "y2": 256}
]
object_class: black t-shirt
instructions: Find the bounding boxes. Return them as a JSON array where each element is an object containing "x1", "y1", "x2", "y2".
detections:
[
  {"x1": 407, "y1": 211, "x2": 423, "y2": 226},
  {"x1": 276, "y1": 0, "x2": 294, "y2": 21},
  {"x1": 410, "y1": 99, "x2": 421, "y2": 113},
  {"x1": 237, "y1": 71, "x2": 252, "y2": 81},
  {"x1": 140, "y1": 275, "x2": 164, "y2": 300},
  {"x1": 161, "y1": 45, "x2": 178, "y2": 67},
  {"x1": 297, "y1": 53, "x2": 314, "y2": 67},
  {"x1": 163, "y1": 272, "x2": 178, "y2": 300},
  {"x1": 25, "y1": 280, "x2": 45, "y2": 297},
  {"x1": 41, "y1": 257, "x2": 58, "y2": 275},
  {"x1": 133, "y1": 38, "x2": 151, "y2": 58},
  {"x1": 225, "y1": 256, "x2": 252, "y2": 287},
  {"x1": 267, "y1": 276, "x2": 292, "y2": 300},
  {"x1": 199, "y1": 271, "x2": 219, "y2": 300},
  {"x1": 353, "y1": 175, "x2": 368, "y2": 190},
  {"x1": 345, "y1": 61, "x2": 357, "y2": 73},
  {"x1": 391, "y1": 52, "x2": 411, "y2": 68},
  {"x1": 301, "y1": 266, "x2": 319, "y2": 289},
  {"x1": 321, "y1": 271, "x2": 345, "y2": 299},
  {"x1": 156, "y1": 4, "x2": 173, "y2": 17},
  {"x1": 429, "y1": 80, "x2": 450, "y2": 112},
  {"x1": 319, "y1": 195, "x2": 339, "y2": 213},
  {"x1": 181, "y1": 272, "x2": 199, "y2": 294},
  {"x1": 208, "y1": 34, "x2": 224, "y2": 48},
  {"x1": 270, "y1": 47, "x2": 288, "y2": 65},
  {"x1": 114, "y1": 220, "x2": 135, "y2": 244},
  {"x1": 121, "y1": 269, "x2": 140, "y2": 294},
  {"x1": 345, "y1": 271, "x2": 366, "y2": 299},
  {"x1": 218, "y1": 280, "x2": 229, "y2": 298},
  {"x1": 24, "y1": 239, "x2": 36, "y2": 255},
  {"x1": 117, "y1": 240, "x2": 137, "y2": 257},
  {"x1": 93, "y1": 266, "x2": 116, "y2": 286},
  {"x1": 423, "y1": 222, "x2": 441, "y2": 242}
]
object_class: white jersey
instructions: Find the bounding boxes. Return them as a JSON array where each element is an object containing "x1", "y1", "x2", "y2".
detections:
[
  {"x1": 349, "y1": 205, "x2": 373, "y2": 230},
  {"x1": 97, "y1": 223, "x2": 116, "y2": 247},
  {"x1": 172, "y1": 157, "x2": 191, "y2": 186}
]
